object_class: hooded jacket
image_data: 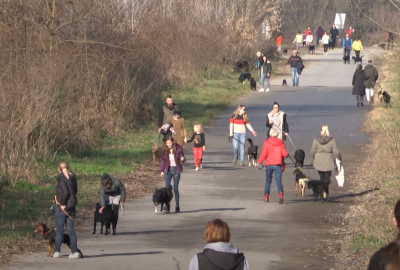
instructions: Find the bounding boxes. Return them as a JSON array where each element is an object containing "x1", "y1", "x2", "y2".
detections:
[
  {"x1": 188, "y1": 242, "x2": 249, "y2": 270},
  {"x1": 159, "y1": 143, "x2": 185, "y2": 173},
  {"x1": 56, "y1": 173, "x2": 78, "y2": 211},
  {"x1": 310, "y1": 136, "x2": 341, "y2": 171},
  {"x1": 363, "y1": 64, "x2": 378, "y2": 88},
  {"x1": 352, "y1": 69, "x2": 366, "y2": 95},
  {"x1": 100, "y1": 176, "x2": 126, "y2": 206},
  {"x1": 352, "y1": 40, "x2": 363, "y2": 51},
  {"x1": 316, "y1": 27, "x2": 324, "y2": 39},
  {"x1": 257, "y1": 138, "x2": 289, "y2": 169}
]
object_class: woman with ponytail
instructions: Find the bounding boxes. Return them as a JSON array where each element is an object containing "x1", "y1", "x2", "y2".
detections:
[{"x1": 53, "y1": 162, "x2": 81, "y2": 259}]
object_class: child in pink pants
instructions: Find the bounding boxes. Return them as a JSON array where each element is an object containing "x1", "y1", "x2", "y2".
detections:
[{"x1": 187, "y1": 124, "x2": 206, "y2": 171}]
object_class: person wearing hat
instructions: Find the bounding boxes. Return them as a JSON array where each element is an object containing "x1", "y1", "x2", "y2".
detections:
[{"x1": 168, "y1": 110, "x2": 187, "y2": 147}]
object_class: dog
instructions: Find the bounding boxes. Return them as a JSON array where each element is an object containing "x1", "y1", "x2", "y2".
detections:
[
  {"x1": 282, "y1": 79, "x2": 287, "y2": 86},
  {"x1": 294, "y1": 149, "x2": 305, "y2": 168},
  {"x1": 352, "y1": 55, "x2": 364, "y2": 64},
  {"x1": 283, "y1": 49, "x2": 288, "y2": 54},
  {"x1": 378, "y1": 90, "x2": 391, "y2": 104},
  {"x1": 307, "y1": 180, "x2": 330, "y2": 203},
  {"x1": 308, "y1": 45, "x2": 315, "y2": 54},
  {"x1": 153, "y1": 186, "x2": 173, "y2": 213},
  {"x1": 34, "y1": 223, "x2": 84, "y2": 258},
  {"x1": 239, "y1": 72, "x2": 252, "y2": 84},
  {"x1": 293, "y1": 167, "x2": 310, "y2": 197},
  {"x1": 247, "y1": 138, "x2": 258, "y2": 166},
  {"x1": 93, "y1": 203, "x2": 118, "y2": 235},
  {"x1": 379, "y1": 43, "x2": 387, "y2": 50},
  {"x1": 250, "y1": 78, "x2": 256, "y2": 91},
  {"x1": 343, "y1": 54, "x2": 350, "y2": 64},
  {"x1": 152, "y1": 144, "x2": 163, "y2": 162}
]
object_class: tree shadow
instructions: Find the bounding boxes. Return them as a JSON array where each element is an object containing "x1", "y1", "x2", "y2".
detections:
[
  {"x1": 180, "y1": 207, "x2": 245, "y2": 214},
  {"x1": 118, "y1": 230, "x2": 174, "y2": 235},
  {"x1": 84, "y1": 251, "x2": 163, "y2": 258}
]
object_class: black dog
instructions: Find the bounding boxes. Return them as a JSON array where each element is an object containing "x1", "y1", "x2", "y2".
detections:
[
  {"x1": 282, "y1": 79, "x2": 287, "y2": 86},
  {"x1": 294, "y1": 149, "x2": 305, "y2": 168},
  {"x1": 153, "y1": 186, "x2": 173, "y2": 213},
  {"x1": 308, "y1": 45, "x2": 315, "y2": 54},
  {"x1": 247, "y1": 138, "x2": 258, "y2": 166},
  {"x1": 343, "y1": 54, "x2": 350, "y2": 64},
  {"x1": 283, "y1": 49, "x2": 288, "y2": 54},
  {"x1": 352, "y1": 55, "x2": 364, "y2": 64},
  {"x1": 239, "y1": 72, "x2": 252, "y2": 84},
  {"x1": 250, "y1": 78, "x2": 256, "y2": 91},
  {"x1": 93, "y1": 203, "x2": 118, "y2": 235},
  {"x1": 293, "y1": 167, "x2": 310, "y2": 197},
  {"x1": 307, "y1": 180, "x2": 330, "y2": 203},
  {"x1": 378, "y1": 90, "x2": 391, "y2": 104}
]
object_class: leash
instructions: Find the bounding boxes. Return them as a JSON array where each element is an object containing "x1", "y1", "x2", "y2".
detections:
[
  {"x1": 228, "y1": 136, "x2": 246, "y2": 146},
  {"x1": 271, "y1": 121, "x2": 297, "y2": 149},
  {"x1": 54, "y1": 196, "x2": 74, "y2": 222}
]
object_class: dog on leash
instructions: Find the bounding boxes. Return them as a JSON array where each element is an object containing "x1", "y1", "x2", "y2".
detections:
[
  {"x1": 34, "y1": 224, "x2": 84, "y2": 257},
  {"x1": 153, "y1": 186, "x2": 173, "y2": 213},
  {"x1": 239, "y1": 73, "x2": 252, "y2": 84},
  {"x1": 343, "y1": 54, "x2": 350, "y2": 64},
  {"x1": 308, "y1": 45, "x2": 315, "y2": 54},
  {"x1": 93, "y1": 203, "x2": 118, "y2": 235},
  {"x1": 283, "y1": 49, "x2": 288, "y2": 54},
  {"x1": 282, "y1": 79, "x2": 287, "y2": 86},
  {"x1": 250, "y1": 78, "x2": 256, "y2": 91},
  {"x1": 352, "y1": 55, "x2": 364, "y2": 64},
  {"x1": 293, "y1": 167, "x2": 310, "y2": 197},
  {"x1": 247, "y1": 138, "x2": 258, "y2": 166},
  {"x1": 294, "y1": 149, "x2": 305, "y2": 168},
  {"x1": 307, "y1": 180, "x2": 330, "y2": 203},
  {"x1": 378, "y1": 90, "x2": 391, "y2": 104}
]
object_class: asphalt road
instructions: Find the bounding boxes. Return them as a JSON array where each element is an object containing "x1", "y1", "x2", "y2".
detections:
[{"x1": 6, "y1": 47, "x2": 374, "y2": 270}]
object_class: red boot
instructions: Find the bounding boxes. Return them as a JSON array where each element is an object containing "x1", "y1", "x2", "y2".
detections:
[
  {"x1": 279, "y1": 192, "x2": 284, "y2": 204},
  {"x1": 264, "y1": 194, "x2": 269, "y2": 202}
]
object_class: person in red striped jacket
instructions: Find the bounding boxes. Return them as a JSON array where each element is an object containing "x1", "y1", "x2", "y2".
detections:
[{"x1": 229, "y1": 105, "x2": 257, "y2": 166}]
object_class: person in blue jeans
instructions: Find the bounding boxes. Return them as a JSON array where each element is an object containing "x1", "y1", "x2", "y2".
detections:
[
  {"x1": 287, "y1": 50, "x2": 303, "y2": 87},
  {"x1": 54, "y1": 162, "x2": 81, "y2": 259},
  {"x1": 257, "y1": 129, "x2": 288, "y2": 204},
  {"x1": 159, "y1": 136, "x2": 185, "y2": 212},
  {"x1": 342, "y1": 33, "x2": 353, "y2": 64},
  {"x1": 229, "y1": 105, "x2": 257, "y2": 166},
  {"x1": 258, "y1": 55, "x2": 272, "y2": 92}
]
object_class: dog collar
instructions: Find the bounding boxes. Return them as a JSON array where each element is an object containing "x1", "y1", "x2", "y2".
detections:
[{"x1": 44, "y1": 229, "x2": 52, "y2": 235}]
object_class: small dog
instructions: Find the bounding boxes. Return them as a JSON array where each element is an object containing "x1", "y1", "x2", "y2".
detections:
[
  {"x1": 153, "y1": 186, "x2": 173, "y2": 213},
  {"x1": 93, "y1": 203, "x2": 118, "y2": 235},
  {"x1": 308, "y1": 45, "x2": 315, "y2": 54},
  {"x1": 247, "y1": 138, "x2": 258, "y2": 166},
  {"x1": 352, "y1": 55, "x2": 364, "y2": 64},
  {"x1": 152, "y1": 144, "x2": 163, "y2": 162},
  {"x1": 307, "y1": 180, "x2": 330, "y2": 203},
  {"x1": 34, "y1": 223, "x2": 84, "y2": 258},
  {"x1": 293, "y1": 167, "x2": 310, "y2": 197},
  {"x1": 239, "y1": 73, "x2": 252, "y2": 84},
  {"x1": 282, "y1": 79, "x2": 287, "y2": 86},
  {"x1": 283, "y1": 49, "x2": 288, "y2": 54},
  {"x1": 378, "y1": 90, "x2": 391, "y2": 104},
  {"x1": 379, "y1": 43, "x2": 387, "y2": 50},
  {"x1": 343, "y1": 54, "x2": 350, "y2": 64},
  {"x1": 250, "y1": 78, "x2": 256, "y2": 91},
  {"x1": 294, "y1": 149, "x2": 305, "y2": 168}
]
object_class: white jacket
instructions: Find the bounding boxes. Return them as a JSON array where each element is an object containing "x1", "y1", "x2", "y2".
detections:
[
  {"x1": 321, "y1": 35, "x2": 330, "y2": 44},
  {"x1": 306, "y1": 35, "x2": 313, "y2": 45}
]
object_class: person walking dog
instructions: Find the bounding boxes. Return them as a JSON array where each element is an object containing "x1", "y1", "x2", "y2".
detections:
[
  {"x1": 266, "y1": 102, "x2": 289, "y2": 141},
  {"x1": 259, "y1": 55, "x2": 272, "y2": 92},
  {"x1": 258, "y1": 129, "x2": 289, "y2": 204},
  {"x1": 287, "y1": 50, "x2": 303, "y2": 87},
  {"x1": 364, "y1": 60, "x2": 379, "y2": 105}
]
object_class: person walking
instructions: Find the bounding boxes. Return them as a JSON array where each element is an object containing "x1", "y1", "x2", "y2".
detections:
[
  {"x1": 346, "y1": 26, "x2": 353, "y2": 37},
  {"x1": 186, "y1": 124, "x2": 206, "y2": 171},
  {"x1": 259, "y1": 55, "x2": 272, "y2": 92},
  {"x1": 257, "y1": 129, "x2": 289, "y2": 204},
  {"x1": 158, "y1": 95, "x2": 178, "y2": 132},
  {"x1": 364, "y1": 60, "x2": 379, "y2": 105},
  {"x1": 229, "y1": 105, "x2": 257, "y2": 166},
  {"x1": 266, "y1": 102, "x2": 289, "y2": 141},
  {"x1": 159, "y1": 136, "x2": 185, "y2": 212},
  {"x1": 256, "y1": 51, "x2": 264, "y2": 80},
  {"x1": 276, "y1": 35, "x2": 283, "y2": 53},
  {"x1": 310, "y1": 125, "x2": 341, "y2": 199},
  {"x1": 387, "y1": 31, "x2": 395, "y2": 49},
  {"x1": 352, "y1": 37, "x2": 363, "y2": 60},
  {"x1": 342, "y1": 33, "x2": 353, "y2": 64},
  {"x1": 329, "y1": 24, "x2": 339, "y2": 49},
  {"x1": 352, "y1": 64, "x2": 367, "y2": 106},
  {"x1": 316, "y1": 26, "x2": 324, "y2": 47},
  {"x1": 321, "y1": 32, "x2": 330, "y2": 54},
  {"x1": 293, "y1": 31, "x2": 303, "y2": 54},
  {"x1": 188, "y1": 219, "x2": 249, "y2": 270},
  {"x1": 304, "y1": 26, "x2": 313, "y2": 36},
  {"x1": 287, "y1": 50, "x2": 303, "y2": 87},
  {"x1": 367, "y1": 199, "x2": 400, "y2": 270},
  {"x1": 168, "y1": 110, "x2": 187, "y2": 147},
  {"x1": 53, "y1": 162, "x2": 81, "y2": 259},
  {"x1": 305, "y1": 32, "x2": 314, "y2": 53},
  {"x1": 99, "y1": 173, "x2": 126, "y2": 234}
]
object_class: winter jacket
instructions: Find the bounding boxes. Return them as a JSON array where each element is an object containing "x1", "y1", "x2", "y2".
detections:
[
  {"x1": 306, "y1": 35, "x2": 314, "y2": 45},
  {"x1": 352, "y1": 40, "x2": 363, "y2": 51},
  {"x1": 158, "y1": 103, "x2": 179, "y2": 128},
  {"x1": 266, "y1": 110, "x2": 289, "y2": 140},
  {"x1": 363, "y1": 64, "x2": 379, "y2": 88},
  {"x1": 304, "y1": 29, "x2": 313, "y2": 36},
  {"x1": 100, "y1": 175, "x2": 126, "y2": 206},
  {"x1": 352, "y1": 69, "x2": 367, "y2": 95},
  {"x1": 287, "y1": 55, "x2": 303, "y2": 68},
  {"x1": 342, "y1": 38, "x2": 353, "y2": 49},
  {"x1": 168, "y1": 116, "x2": 187, "y2": 147},
  {"x1": 257, "y1": 138, "x2": 289, "y2": 170},
  {"x1": 261, "y1": 61, "x2": 272, "y2": 77},
  {"x1": 276, "y1": 36, "x2": 282, "y2": 46},
  {"x1": 56, "y1": 173, "x2": 78, "y2": 211},
  {"x1": 330, "y1": 27, "x2": 338, "y2": 38},
  {"x1": 159, "y1": 143, "x2": 185, "y2": 173},
  {"x1": 316, "y1": 27, "x2": 324, "y2": 39},
  {"x1": 188, "y1": 242, "x2": 249, "y2": 270},
  {"x1": 310, "y1": 136, "x2": 340, "y2": 172},
  {"x1": 321, "y1": 35, "x2": 330, "y2": 45},
  {"x1": 294, "y1": 34, "x2": 303, "y2": 43}
]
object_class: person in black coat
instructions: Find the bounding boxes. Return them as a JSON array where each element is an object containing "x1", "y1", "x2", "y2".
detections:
[
  {"x1": 367, "y1": 199, "x2": 400, "y2": 270},
  {"x1": 329, "y1": 24, "x2": 339, "y2": 49},
  {"x1": 54, "y1": 161, "x2": 81, "y2": 258},
  {"x1": 352, "y1": 64, "x2": 366, "y2": 107}
]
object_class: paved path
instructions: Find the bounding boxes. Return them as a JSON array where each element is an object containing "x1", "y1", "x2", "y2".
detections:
[{"x1": 7, "y1": 48, "x2": 374, "y2": 270}]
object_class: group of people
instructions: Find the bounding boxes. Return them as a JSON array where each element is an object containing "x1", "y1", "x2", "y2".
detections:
[{"x1": 352, "y1": 60, "x2": 379, "y2": 106}]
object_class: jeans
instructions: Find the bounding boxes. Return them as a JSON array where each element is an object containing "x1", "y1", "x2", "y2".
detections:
[
  {"x1": 365, "y1": 88, "x2": 374, "y2": 103},
  {"x1": 164, "y1": 166, "x2": 180, "y2": 206},
  {"x1": 354, "y1": 50, "x2": 360, "y2": 59},
  {"x1": 232, "y1": 132, "x2": 246, "y2": 163},
  {"x1": 356, "y1": 94, "x2": 364, "y2": 104},
  {"x1": 318, "y1": 171, "x2": 331, "y2": 195},
  {"x1": 344, "y1": 48, "x2": 350, "y2": 59},
  {"x1": 55, "y1": 206, "x2": 77, "y2": 253},
  {"x1": 331, "y1": 38, "x2": 336, "y2": 49},
  {"x1": 260, "y1": 73, "x2": 270, "y2": 89},
  {"x1": 323, "y1": 44, "x2": 329, "y2": 53},
  {"x1": 264, "y1": 165, "x2": 283, "y2": 195},
  {"x1": 291, "y1": 67, "x2": 299, "y2": 86},
  {"x1": 295, "y1": 42, "x2": 302, "y2": 53}
]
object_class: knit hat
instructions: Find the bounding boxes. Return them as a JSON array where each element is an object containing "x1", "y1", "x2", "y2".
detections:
[{"x1": 173, "y1": 110, "x2": 181, "y2": 115}]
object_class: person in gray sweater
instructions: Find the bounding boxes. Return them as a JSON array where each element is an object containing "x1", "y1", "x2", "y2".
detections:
[{"x1": 310, "y1": 125, "x2": 341, "y2": 199}]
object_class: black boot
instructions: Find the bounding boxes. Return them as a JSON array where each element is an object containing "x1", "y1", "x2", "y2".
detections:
[
  {"x1": 361, "y1": 102, "x2": 364, "y2": 106},
  {"x1": 175, "y1": 206, "x2": 180, "y2": 213}
]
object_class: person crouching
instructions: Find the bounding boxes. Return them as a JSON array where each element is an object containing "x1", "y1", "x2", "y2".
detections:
[{"x1": 257, "y1": 129, "x2": 289, "y2": 204}]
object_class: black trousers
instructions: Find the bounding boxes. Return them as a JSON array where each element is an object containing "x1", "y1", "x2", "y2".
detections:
[{"x1": 318, "y1": 171, "x2": 331, "y2": 195}]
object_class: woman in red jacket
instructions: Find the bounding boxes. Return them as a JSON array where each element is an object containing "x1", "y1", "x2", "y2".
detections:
[{"x1": 257, "y1": 129, "x2": 288, "y2": 204}]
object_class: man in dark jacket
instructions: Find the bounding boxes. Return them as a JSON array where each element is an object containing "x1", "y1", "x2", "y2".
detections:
[
  {"x1": 158, "y1": 95, "x2": 178, "y2": 132},
  {"x1": 287, "y1": 50, "x2": 303, "y2": 87},
  {"x1": 99, "y1": 173, "x2": 126, "y2": 233},
  {"x1": 330, "y1": 24, "x2": 339, "y2": 49},
  {"x1": 364, "y1": 60, "x2": 379, "y2": 105},
  {"x1": 316, "y1": 26, "x2": 324, "y2": 47}
]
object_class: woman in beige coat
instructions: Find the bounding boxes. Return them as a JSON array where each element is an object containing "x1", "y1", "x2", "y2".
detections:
[{"x1": 310, "y1": 125, "x2": 341, "y2": 198}]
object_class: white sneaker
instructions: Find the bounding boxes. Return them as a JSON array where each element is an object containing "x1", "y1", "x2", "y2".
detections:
[
  {"x1": 53, "y1": 252, "x2": 60, "y2": 258},
  {"x1": 266, "y1": 88, "x2": 270, "y2": 92},
  {"x1": 258, "y1": 88, "x2": 264, "y2": 92},
  {"x1": 69, "y1": 252, "x2": 82, "y2": 259},
  {"x1": 195, "y1": 167, "x2": 199, "y2": 171}
]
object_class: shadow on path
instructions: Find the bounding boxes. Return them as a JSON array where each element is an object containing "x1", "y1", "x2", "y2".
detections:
[
  {"x1": 180, "y1": 207, "x2": 245, "y2": 214},
  {"x1": 84, "y1": 251, "x2": 163, "y2": 258}
]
